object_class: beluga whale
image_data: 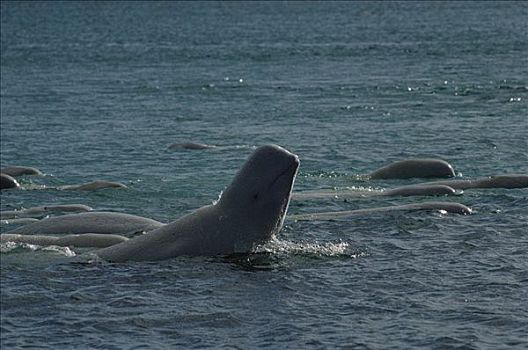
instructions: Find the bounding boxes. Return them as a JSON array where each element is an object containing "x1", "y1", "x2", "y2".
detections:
[
  {"x1": 4, "y1": 212, "x2": 164, "y2": 236},
  {"x1": 94, "y1": 145, "x2": 299, "y2": 262},
  {"x1": 369, "y1": 158, "x2": 455, "y2": 179},
  {"x1": 0, "y1": 173, "x2": 20, "y2": 190},
  {"x1": 168, "y1": 142, "x2": 216, "y2": 150},
  {"x1": 0, "y1": 165, "x2": 43, "y2": 177}
]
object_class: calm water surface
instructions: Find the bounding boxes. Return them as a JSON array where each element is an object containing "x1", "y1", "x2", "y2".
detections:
[{"x1": 1, "y1": 2, "x2": 527, "y2": 349}]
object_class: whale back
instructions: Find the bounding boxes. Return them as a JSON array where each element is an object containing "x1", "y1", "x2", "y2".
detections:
[
  {"x1": 4, "y1": 212, "x2": 164, "y2": 236},
  {"x1": 425, "y1": 174, "x2": 528, "y2": 190},
  {"x1": 479, "y1": 174, "x2": 528, "y2": 189},
  {"x1": 0, "y1": 166, "x2": 42, "y2": 177},
  {"x1": 1, "y1": 173, "x2": 20, "y2": 189},
  {"x1": 383, "y1": 184, "x2": 457, "y2": 197},
  {"x1": 369, "y1": 158, "x2": 455, "y2": 179},
  {"x1": 218, "y1": 145, "x2": 299, "y2": 245}
]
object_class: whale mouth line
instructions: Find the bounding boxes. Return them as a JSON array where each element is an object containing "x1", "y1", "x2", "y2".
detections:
[{"x1": 268, "y1": 158, "x2": 299, "y2": 190}]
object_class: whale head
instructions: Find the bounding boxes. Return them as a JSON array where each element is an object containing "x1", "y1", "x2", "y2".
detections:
[{"x1": 218, "y1": 145, "x2": 299, "y2": 248}]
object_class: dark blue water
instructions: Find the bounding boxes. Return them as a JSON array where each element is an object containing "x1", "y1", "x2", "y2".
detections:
[{"x1": 1, "y1": 2, "x2": 527, "y2": 349}]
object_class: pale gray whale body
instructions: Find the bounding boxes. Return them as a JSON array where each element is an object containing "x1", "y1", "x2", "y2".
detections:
[
  {"x1": 59, "y1": 180, "x2": 127, "y2": 191},
  {"x1": 1, "y1": 218, "x2": 40, "y2": 226},
  {"x1": 292, "y1": 184, "x2": 457, "y2": 201},
  {"x1": 0, "y1": 173, "x2": 20, "y2": 190},
  {"x1": 0, "y1": 166, "x2": 43, "y2": 177},
  {"x1": 1, "y1": 233, "x2": 128, "y2": 248},
  {"x1": 382, "y1": 184, "x2": 457, "y2": 197},
  {"x1": 94, "y1": 145, "x2": 299, "y2": 262},
  {"x1": 290, "y1": 201, "x2": 472, "y2": 221},
  {"x1": 4, "y1": 212, "x2": 164, "y2": 236},
  {"x1": 293, "y1": 174, "x2": 528, "y2": 200},
  {"x1": 369, "y1": 158, "x2": 455, "y2": 179},
  {"x1": 424, "y1": 174, "x2": 528, "y2": 190},
  {"x1": 1, "y1": 204, "x2": 93, "y2": 220},
  {"x1": 293, "y1": 175, "x2": 527, "y2": 201},
  {"x1": 168, "y1": 142, "x2": 216, "y2": 150}
]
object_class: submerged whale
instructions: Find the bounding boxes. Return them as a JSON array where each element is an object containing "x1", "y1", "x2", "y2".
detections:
[
  {"x1": 1, "y1": 204, "x2": 93, "y2": 220},
  {"x1": 1, "y1": 218, "x2": 40, "y2": 226},
  {"x1": 369, "y1": 158, "x2": 455, "y2": 179},
  {"x1": 381, "y1": 184, "x2": 457, "y2": 197},
  {"x1": 94, "y1": 144, "x2": 299, "y2": 262},
  {"x1": 4, "y1": 212, "x2": 164, "y2": 236},
  {"x1": 292, "y1": 184, "x2": 457, "y2": 201},
  {"x1": 293, "y1": 174, "x2": 527, "y2": 201},
  {"x1": 168, "y1": 142, "x2": 216, "y2": 150},
  {"x1": 423, "y1": 174, "x2": 528, "y2": 190},
  {"x1": 1, "y1": 233, "x2": 128, "y2": 248},
  {"x1": 59, "y1": 180, "x2": 127, "y2": 191},
  {"x1": 289, "y1": 201, "x2": 472, "y2": 221}
]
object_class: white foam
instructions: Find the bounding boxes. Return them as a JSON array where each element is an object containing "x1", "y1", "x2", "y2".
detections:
[
  {"x1": 257, "y1": 237, "x2": 361, "y2": 258},
  {"x1": 0, "y1": 242, "x2": 76, "y2": 257}
]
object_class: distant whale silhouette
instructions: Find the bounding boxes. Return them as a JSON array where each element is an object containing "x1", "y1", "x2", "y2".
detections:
[
  {"x1": 94, "y1": 145, "x2": 299, "y2": 262},
  {"x1": 58, "y1": 180, "x2": 127, "y2": 191},
  {"x1": 168, "y1": 142, "x2": 216, "y2": 150},
  {"x1": 369, "y1": 158, "x2": 455, "y2": 179}
]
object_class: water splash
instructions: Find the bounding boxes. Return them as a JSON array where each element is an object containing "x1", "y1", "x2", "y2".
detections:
[
  {"x1": 0, "y1": 241, "x2": 76, "y2": 257},
  {"x1": 257, "y1": 237, "x2": 361, "y2": 258},
  {"x1": 292, "y1": 185, "x2": 382, "y2": 200},
  {"x1": 211, "y1": 190, "x2": 223, "y2": 205}
]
